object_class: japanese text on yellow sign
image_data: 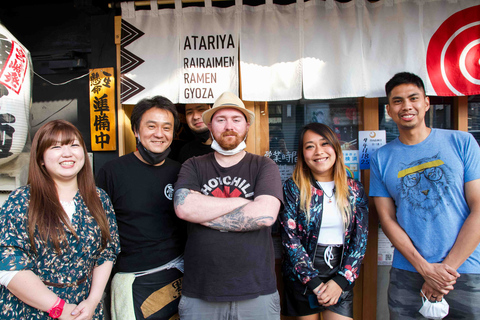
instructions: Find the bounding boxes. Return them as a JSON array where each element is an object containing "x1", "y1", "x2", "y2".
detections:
[{"x1": 89, "y1": 68, "x2": 116, "y2": 151}]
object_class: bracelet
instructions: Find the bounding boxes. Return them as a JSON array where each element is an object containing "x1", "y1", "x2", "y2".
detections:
[{"x1": 48, "y1": 297, "x2": 65, "y2": 319}]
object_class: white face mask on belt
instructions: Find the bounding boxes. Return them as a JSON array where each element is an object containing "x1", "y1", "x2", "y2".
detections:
[{"x1": 419, "y1": 290, "x2": 449, "y2": 319}]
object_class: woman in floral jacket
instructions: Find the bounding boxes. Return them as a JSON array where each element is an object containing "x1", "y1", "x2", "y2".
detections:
[{"x1": 279, "y1": 123, "x2": 368, "y2": 320}]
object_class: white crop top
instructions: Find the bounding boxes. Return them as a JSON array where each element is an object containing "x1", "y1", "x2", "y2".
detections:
[{"x1": 316, "y1": 181, "x2": 344, "y2": 245}]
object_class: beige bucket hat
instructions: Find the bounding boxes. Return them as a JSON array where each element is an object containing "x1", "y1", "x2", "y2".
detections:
[{"x1": 202, "y1": 92, "x2": 255, "y2": 125}]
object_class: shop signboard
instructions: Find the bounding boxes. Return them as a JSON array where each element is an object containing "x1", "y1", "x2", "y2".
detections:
[{"x1": 89, "y1": 68, "x2": 116, "y2": 151}]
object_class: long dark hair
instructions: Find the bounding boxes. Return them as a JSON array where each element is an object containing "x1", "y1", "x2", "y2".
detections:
[{"x1": 28, "y1": 120, "x2": 111, "y2": 253}]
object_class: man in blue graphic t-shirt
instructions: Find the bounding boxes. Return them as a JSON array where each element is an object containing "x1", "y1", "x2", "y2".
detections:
[{"x1": 370, "y1": 72, "x2": 480, "y2": 319}]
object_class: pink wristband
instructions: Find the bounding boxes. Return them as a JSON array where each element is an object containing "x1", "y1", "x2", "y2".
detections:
[{"x1": 48, "y1": 297, "x2": 65, "y2": 319}]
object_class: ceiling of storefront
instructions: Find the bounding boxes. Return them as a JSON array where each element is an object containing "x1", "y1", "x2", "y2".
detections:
[
  {"x1": 0, "y1": 0, "x2": 365, "y2": 75},
  {"x1": 0, "y1": 1, "x2": 113, "y2": 75},
  {"x1": 108, "y1": 0, "x2": 357, "y2": 9}
]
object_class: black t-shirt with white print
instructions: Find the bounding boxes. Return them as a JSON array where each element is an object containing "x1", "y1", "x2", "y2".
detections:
[{"x1": 174, "y1": 152, "x2": 283, "y2": 302}]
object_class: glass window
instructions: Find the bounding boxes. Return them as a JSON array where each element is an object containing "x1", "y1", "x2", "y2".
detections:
[
  {"x1": 468, "y1": 95, "x2": 480, "y2": 144},
  {"x1": 379, "y1": 96, "x2": 453, "y2": 143},
  {"x1": 266, "y1": 98, "x2": 360, "y2": 182}
]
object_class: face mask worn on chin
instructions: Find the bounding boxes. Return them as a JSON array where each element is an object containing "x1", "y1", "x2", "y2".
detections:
[
  {"x1": 418, "y1": 290, "x2": 449, "y2": 319},
  {"x1": 137, "y1": 140, "x2": 171, "y2": 165},
  {"x1": 210, "y1": 136, "x2": 246, "y2": 156}
]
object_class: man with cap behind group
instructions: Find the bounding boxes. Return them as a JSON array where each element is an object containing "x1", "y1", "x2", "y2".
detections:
[{"x1": 174, "y1": 92, "x2": 284, "y2": 319}]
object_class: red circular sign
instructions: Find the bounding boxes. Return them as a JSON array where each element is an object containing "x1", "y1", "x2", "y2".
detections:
[{"x1": 426, "y1": 5, "x2": 480, "y2": 96}]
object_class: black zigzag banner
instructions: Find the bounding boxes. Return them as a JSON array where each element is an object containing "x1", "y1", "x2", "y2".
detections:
[
  {"x1": 121, "y1": 20, "x2": 144, "y2": 48},
  {"x1": 121, "y1": 74, "x2": 145, "y2": 104},
  {"x1": 121, "y1": 48, "x2": 144, "y2": 75},
  {"x1": 120, "y1": 19, "x2": 145, "y2": 103}
]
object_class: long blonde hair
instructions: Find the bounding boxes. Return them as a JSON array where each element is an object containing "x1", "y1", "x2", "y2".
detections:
[{"x1": 292, "y1": 123, "x2": 351, "y2": 228}]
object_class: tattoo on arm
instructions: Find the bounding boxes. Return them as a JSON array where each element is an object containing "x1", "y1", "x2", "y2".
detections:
[
  {"x1": 204, "y1": 204, "x2": 274, "y2": 232},
  {"x1": 174, "y1": 189, "x2": 190, "y2": 209}
]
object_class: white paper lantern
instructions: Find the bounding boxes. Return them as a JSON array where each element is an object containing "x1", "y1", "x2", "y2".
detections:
[{"x1": 0, "y1": 23, "x2": 32, "y2": 166}]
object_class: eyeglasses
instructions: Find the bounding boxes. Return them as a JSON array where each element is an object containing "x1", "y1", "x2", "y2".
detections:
[{"x1": 402, "y1": 167, "x2": 444, "y2": 187}]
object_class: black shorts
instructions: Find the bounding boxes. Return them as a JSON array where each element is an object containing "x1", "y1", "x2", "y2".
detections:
[{"x1": 281, "y1": 245, "x2": 353, "y2": 318}]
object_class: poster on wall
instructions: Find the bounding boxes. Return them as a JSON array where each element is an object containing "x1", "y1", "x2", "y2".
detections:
[
  {"x1": 359, "y1": 130, "x2": 386, "y2": 170},
  {"x1": 277, "y1": 165, "x2": 295, "y2": 184},
  {"x1": 264, "y1": 149, "x2": 297, "y2": 184},
  {"x1": 378, "y1": 227, "x2": 395, "y2": 266},
  {"x1": 343, "y1": 150, "x2": 360, "y2": 181},
  {"x1": 306, "y1": 103, "x2": 359, "y2": 150}
]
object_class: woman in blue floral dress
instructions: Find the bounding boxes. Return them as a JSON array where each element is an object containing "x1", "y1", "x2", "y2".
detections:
[
  {"x1": 0, "y1": 120, "x2": 120, "y2": 319},
  {"x1": 279, "y1": 123, "x2": 368, "y2": 320}
]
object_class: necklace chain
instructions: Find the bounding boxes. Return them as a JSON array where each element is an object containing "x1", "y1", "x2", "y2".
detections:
[{"x1": 316, "y1": 181, "x2": 335, "y2": 203}]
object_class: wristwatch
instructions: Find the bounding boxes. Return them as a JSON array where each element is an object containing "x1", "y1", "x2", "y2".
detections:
[{"x1": 48, "y1": 298, "x2": 65, "y2": 319}]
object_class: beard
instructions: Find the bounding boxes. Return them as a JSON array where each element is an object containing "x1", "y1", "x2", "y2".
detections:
[{"x1": 216, "y1": 130, "x2": 247, "y2": 150}]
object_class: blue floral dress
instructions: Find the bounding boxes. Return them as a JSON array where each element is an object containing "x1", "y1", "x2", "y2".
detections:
[{"x1": 0, "y1": 186, "x2": 120, "y2": 319}]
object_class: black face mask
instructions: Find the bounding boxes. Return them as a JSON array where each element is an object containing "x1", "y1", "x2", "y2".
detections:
[
  {"x1": 193, "y1": 129, "x2": 211, "y2": 143},
  {"x1": 137, "y1": 141, "x2": 171, "y2": 165}
]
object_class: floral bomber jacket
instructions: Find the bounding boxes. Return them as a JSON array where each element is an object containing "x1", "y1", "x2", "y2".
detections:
[{"x1": 279, "y1": 177, "x2": 369, "y2": 292}]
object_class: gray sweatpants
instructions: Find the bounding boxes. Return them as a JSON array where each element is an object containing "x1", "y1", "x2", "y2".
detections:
[{"x1": 178, "y1": 291, "x2": 280, "y2": 320}]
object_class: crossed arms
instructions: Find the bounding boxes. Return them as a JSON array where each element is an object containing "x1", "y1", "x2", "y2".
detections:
[
  {"x1": 374, "y1": 178, "x2": 480, "y2": 300},
  {"x1": 174, "y1": 188, "x2": 281, "y2": 232}
]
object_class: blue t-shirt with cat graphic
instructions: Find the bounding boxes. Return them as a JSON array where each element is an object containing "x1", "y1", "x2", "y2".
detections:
[{"x1": 370, "y1": 129, "x2": 480, "y2": 273}]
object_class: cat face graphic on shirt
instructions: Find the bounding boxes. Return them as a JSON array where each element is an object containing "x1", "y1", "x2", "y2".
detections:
[{"x1": 397, "y1": 154, "x2": 452, "y2": 221}]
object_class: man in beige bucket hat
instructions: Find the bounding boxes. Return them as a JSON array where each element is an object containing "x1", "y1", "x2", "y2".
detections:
[{"x1": 174, "y1": 92, "x2": 283, "y2": 320}]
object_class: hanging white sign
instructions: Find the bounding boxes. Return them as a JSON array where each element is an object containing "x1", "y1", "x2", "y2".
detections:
[
  {"x1": 181, "y1": 33, "x2": 237, "y2": 102},
  {"x1": 179, "y1": 7, "x2": 239, "y2": 103},
  {"x1": 120, "y1": 0, "x2": 480, "y2": 102}
]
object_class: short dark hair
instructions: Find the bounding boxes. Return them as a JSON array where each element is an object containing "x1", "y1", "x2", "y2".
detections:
[
  {"x1": 385, "y1": 72, "x2": 426, "y2": 98},
  {"x1": 131, "y1": 96, "x2": 179, "y2": 134}
]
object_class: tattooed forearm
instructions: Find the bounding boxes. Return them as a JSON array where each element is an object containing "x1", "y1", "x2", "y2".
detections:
[
  {"x1": 174, "y1": 188, "x2": 190, "y2": 209},
  {"x1": 204, "y1": 204, "x2": 274, "y2": 232}
]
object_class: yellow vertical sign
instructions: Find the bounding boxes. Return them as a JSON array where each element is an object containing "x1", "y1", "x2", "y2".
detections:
[{"x1": 89, "y1": 68, "x2": 116, "y2": 151}]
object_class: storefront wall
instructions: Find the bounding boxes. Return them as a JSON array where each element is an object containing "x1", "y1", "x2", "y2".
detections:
[
  {"x1": 116, "y1": 93, "x2": 475, "y2": 320},
  {"x1": 0, "y1": 2, "x2": 478, "y2": 319},
  {"x1": 241, "y1": 95, "x2": 474, "y2": 320},
  {"x1": 260, "y1": 95, "x2": 477, "y2": 320},
  {"x1": 113, "y1": 2, "x2": 480, "y2": 318}
]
